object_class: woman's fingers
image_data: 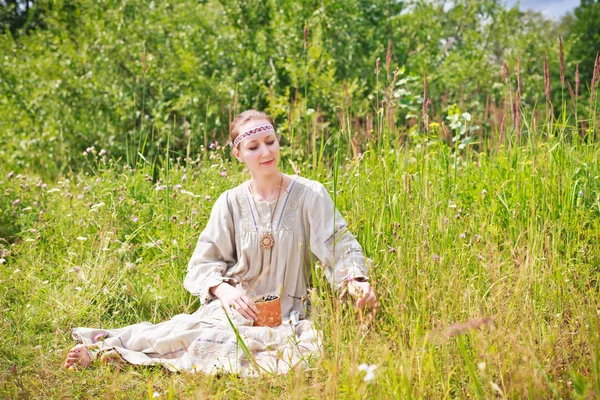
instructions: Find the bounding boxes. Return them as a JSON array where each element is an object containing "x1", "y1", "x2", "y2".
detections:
[
  {"x1": 356, "y1": 288, "x2": 377, "y2": 308},
  {"x1": 241, "y1": 295, "x2": 259, "y2": 315},
  {"x1": 229, "y1": 298, "x2": 258, "y2": 321},
  {"x1": 238, "y1": 296, "x2": 258, "y2": 320}
]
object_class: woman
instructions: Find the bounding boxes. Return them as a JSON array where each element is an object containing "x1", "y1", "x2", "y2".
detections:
[{"x1": 64, "y1": 110, "x2": 376, "y2": 375}]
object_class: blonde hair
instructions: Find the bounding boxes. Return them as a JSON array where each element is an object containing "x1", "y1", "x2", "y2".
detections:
[{"x1": 229, "y1": 110, "x2": 276, "y2": 146}]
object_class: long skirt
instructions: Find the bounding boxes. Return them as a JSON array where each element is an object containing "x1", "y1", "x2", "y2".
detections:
[{"x1": 72, "y1": 301, "x2": 321, "y2": 375}]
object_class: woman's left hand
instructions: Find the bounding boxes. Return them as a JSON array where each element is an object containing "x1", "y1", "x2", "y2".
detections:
[{"x1": 348, "y1": 281, "x2": 377, "y2": 309}]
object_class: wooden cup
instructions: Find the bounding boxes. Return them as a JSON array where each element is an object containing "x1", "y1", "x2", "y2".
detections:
[{"x1": 254, "y1": 296, "x2": 282, "y2": 327}]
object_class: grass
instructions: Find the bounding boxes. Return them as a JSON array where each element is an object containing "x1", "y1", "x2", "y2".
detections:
[{"x1": 0, "y1": 123, "x2": 599, "y2": 398}]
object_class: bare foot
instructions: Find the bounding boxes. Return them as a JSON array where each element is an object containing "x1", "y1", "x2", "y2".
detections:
[{"x1": 64, "y1": 344, "x2": 91, "y2": 369}]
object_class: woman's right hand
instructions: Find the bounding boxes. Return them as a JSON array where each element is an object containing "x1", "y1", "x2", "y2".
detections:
[{"x1": 211, "y1": 282, "x2": 259, "y2": 322}]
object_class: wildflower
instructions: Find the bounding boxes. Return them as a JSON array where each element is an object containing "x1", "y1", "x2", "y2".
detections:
[
  {"x1": 478, "y1": 254, "x2": 484, "y2": 261},
  {"x1": 84, "y1": 186, "x2": 90, "y2": 191},
  {"x1": 478, "y1": 362, "x2": 486, "y2": 371},
  {"x1": 76, "y1": 236, "x2": 88, "y2": 241},
  {"x1": 0, "y1": 258, "x2": 6, "y2": 264},
  {"x1": 192, "y1": 209, "x2": 198, "y2": 216},
  {"x1": 33, "y1": 201, "x2": 38, "y2": 207},
  {"x1": 41, "y1": 183, "x2": 47, "y2": 189},
  {"x1": 12, "y1": 199, "x2": 20, "y2": 206},
  {"x1": 152, "y1": 392, "x2": 160, "y2": 398},
  {"x1": 156, "y1": 185, "x2": 166, "y2": 191},
  {"x1": 358, "y1": 363, "x2": 377, "y2": 383},
  {"x1": 77, "y1": 194, "x2": 84, "y2": 199},
  {"x1": 82, "y1": 151, "x2": 88, "y2": 156},
  {"x1": 578, "y1": 190, "x2": 583, "y2": 197},
  {"x1": 436, "y1": 201, "x2": 442, "y2": 207},
  {"x1": 99, "y1": 149, "x2": 107, "y2": 156},
  {"x1": 93, "y1": 333, "x2": 105, "y2": 343},
  {"x1": 173, "y1": 184, "x2": 182, "y2": 190},
  {"x1": 132, "y1": 200, "x2": 137, "y2": 206},
  {"x1": 156, "y1": 240, "x2": 162, "y2": 246},
  {"x1": 459, "y1": 233, "x2": 466, "y2": 239},
  {"x1": 131, "y1": 215, "x2": 139, "y2": 223},
  {"x1": 7, "y1": 171, "x2": 14, "y2": 179},
  {"x1": 205, "y1": 195, "x2": 211, "y2": 201},
  {"x1": 388, "y1": 246, "x2": 395, "y2": 253},
  {"x1": 432, "y1": 254, "x2": 440, "y2": 261},
  {"x1": 481, "y1": 189, "x2": 487, "y2": 197},
  {"x1": 74, "y1": 266, "x2": 81, "y2": 272},
  {"x1": 444, "y1": 217, "x2": 449, "y2": 224},
  {"x1": 219, "y1": 171, "x2": 227, "y2": 178},
  {"x1": 96, "y1": 178, "x2": 101, "y2": 183},
  {"x1": 1, "y1": 249, "x2": 7, "y2": 257}
]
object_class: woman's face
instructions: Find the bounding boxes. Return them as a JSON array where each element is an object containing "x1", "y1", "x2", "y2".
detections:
[{"x1": 233, "y1": 119, "x2": 280, "y2": 177}]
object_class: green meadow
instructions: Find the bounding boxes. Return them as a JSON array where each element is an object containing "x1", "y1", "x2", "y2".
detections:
[
  {"x1": 1, "y1": 0, "x2": 600, "y2": 398},
  {"x1": 1, "y1": 124, "x2": 599, "y2": 398}
]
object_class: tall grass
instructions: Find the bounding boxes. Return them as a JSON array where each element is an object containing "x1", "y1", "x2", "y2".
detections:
[{"x1": 1, "y1": 102, "x2": 599, "y2": 397}]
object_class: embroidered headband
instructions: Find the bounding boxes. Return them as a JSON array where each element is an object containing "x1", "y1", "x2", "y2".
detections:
[{"x1": 232, "y1": 123, "x2": 275, "y2": 148}]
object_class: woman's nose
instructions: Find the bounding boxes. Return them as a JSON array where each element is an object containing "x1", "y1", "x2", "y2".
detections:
[{"x1": 260, "y1": 144, "x2": 271, "y2": 156}]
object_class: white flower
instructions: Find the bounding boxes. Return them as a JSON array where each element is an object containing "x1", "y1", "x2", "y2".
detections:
[
  {"x1": 152, "y1": 392, "x2": 160, "y2": 398},
  {"x1": 358, "y1": 363, "x2": 377, "y2": 382},
  {"x1": 76, "y1": 236, "x2": 88, "y2": 241},
  {"x1": 0, "y1": 258, "x2": 6, "y2": 264}
]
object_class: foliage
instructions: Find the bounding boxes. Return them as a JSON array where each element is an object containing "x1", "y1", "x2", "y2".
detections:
[
  {"x1": 569, "y1": 0, "x2": 600, "y2": 83},
  {"x1": 0, "y1": 0, "x2": 576, "y2": 176}
]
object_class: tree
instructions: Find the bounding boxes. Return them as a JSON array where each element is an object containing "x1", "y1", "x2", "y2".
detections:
[{"x1": 569, "y1": 0, "x2": 600, "y2": 83}]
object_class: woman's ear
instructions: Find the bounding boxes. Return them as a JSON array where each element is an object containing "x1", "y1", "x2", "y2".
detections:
[{"x1": 232, "y1": 147, "x2": 243, "y2": 163}]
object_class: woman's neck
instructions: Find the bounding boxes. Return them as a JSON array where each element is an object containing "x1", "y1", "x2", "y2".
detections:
[{"x1": 250, "y1": 172, "x2": 285, "y2": 201}]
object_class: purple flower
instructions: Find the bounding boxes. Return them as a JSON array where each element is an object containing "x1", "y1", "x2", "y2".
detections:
[
  {"x1": 173, "y1": 184, "x2": 182, "y2": 190},
  {"x1": 478, "y1": 254, "x2": 484, "y2": 261},
  {"x1": 84, "y1": 186, "x2": 90, "y2": 191},
  {"x1": 204, "y1": 195, "x2": 211, "y2": 201},
  {"x1": 73, "y1": 266, "x2": 81, "y2": 272},
  {"x1": 77, "y1": 194, "x2": 84, "y2": 199},
  {"x1": 1, "y1": 249, "x2": 8, "y2": 258},
  {"x1": 95, "y1": 178, "x2": 101, "y2": 183},
  {"x1": 578, "y1": 190, "x2": 584, "y2": 197},
  {"x1": 41, "y1": 183, "x2": 47, "y2": 189},
  {"x1": 156, "y1": 185, "x2": 166, "y2": 191},
  {"x1": 388, "y1": 247, "x2": 396, "y2": 253},
  {"x1": 432, "y1": 254, "x2": 440, "y2": 261},
  {"x1": 7, "y1": 171, "x2": 14, "y2": 179},
  {"x1": 93, "y1": 333, "x2": 105, "y2": 343},
  {"x1": 132, "y1": 200, "x2": 137, "y2": 206},
  {"x1": 156, "y1": 240, "x2": 162, "y2": 246},
  {"x1": 481, "y1": 189, "x2": 487, "y2": 197},
  {"x1": 219, "y1": 171, "x2": 227, "y2": 178},
  {"x1": 131, "y1": 215, "x2": 139, "y2": 223},
  {"x1": 99, "y1": 149, "x2": 107, "y2": 156},
  {"x1": 12, "y1": 199, "x2": 20, "y2": 206},
  {"x1": 459, "y1": 233, "x2": 466, "y2": 239},
  {"x1": 33, "y1": 201, "x2": 38, "y2": 207},
  {"x1": 192, "y1": 209, "x2": 198, "y2": 216}
]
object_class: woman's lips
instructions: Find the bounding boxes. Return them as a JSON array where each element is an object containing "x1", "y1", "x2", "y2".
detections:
[{"x1": 261, "y1": 160, "x2": 274, "y2": 165}]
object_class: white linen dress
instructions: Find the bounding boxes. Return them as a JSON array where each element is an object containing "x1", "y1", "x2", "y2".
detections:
[{"x1": 72, "y1": 176, "x2": 371, "y2": 375}]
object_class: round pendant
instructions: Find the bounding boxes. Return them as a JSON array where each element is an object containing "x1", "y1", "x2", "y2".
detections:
[{"x1": 260, "y1": 233, "x2": 274, "y2": 249}]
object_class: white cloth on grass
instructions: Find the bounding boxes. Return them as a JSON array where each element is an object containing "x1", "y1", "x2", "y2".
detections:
[{"x1": 73, "y1": 176, "x2": 371, "y2": 375}]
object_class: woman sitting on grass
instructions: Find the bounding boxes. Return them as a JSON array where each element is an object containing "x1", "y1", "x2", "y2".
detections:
[{"x1": 64, "y1": 110, "x2": 376, "y2": 374}]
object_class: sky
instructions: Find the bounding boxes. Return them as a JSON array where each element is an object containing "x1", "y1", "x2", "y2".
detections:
[{"x1": 504, "y1": 0, "x2": 579, "y2": 20}]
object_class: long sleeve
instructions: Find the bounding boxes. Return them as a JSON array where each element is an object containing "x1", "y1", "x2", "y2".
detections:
[
  {"x1": 306, "y1": 182, "x2": 371, "y2": 290},
  {"x1": 184, "y1": 191, "x2": 236, "y2": 306}
]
